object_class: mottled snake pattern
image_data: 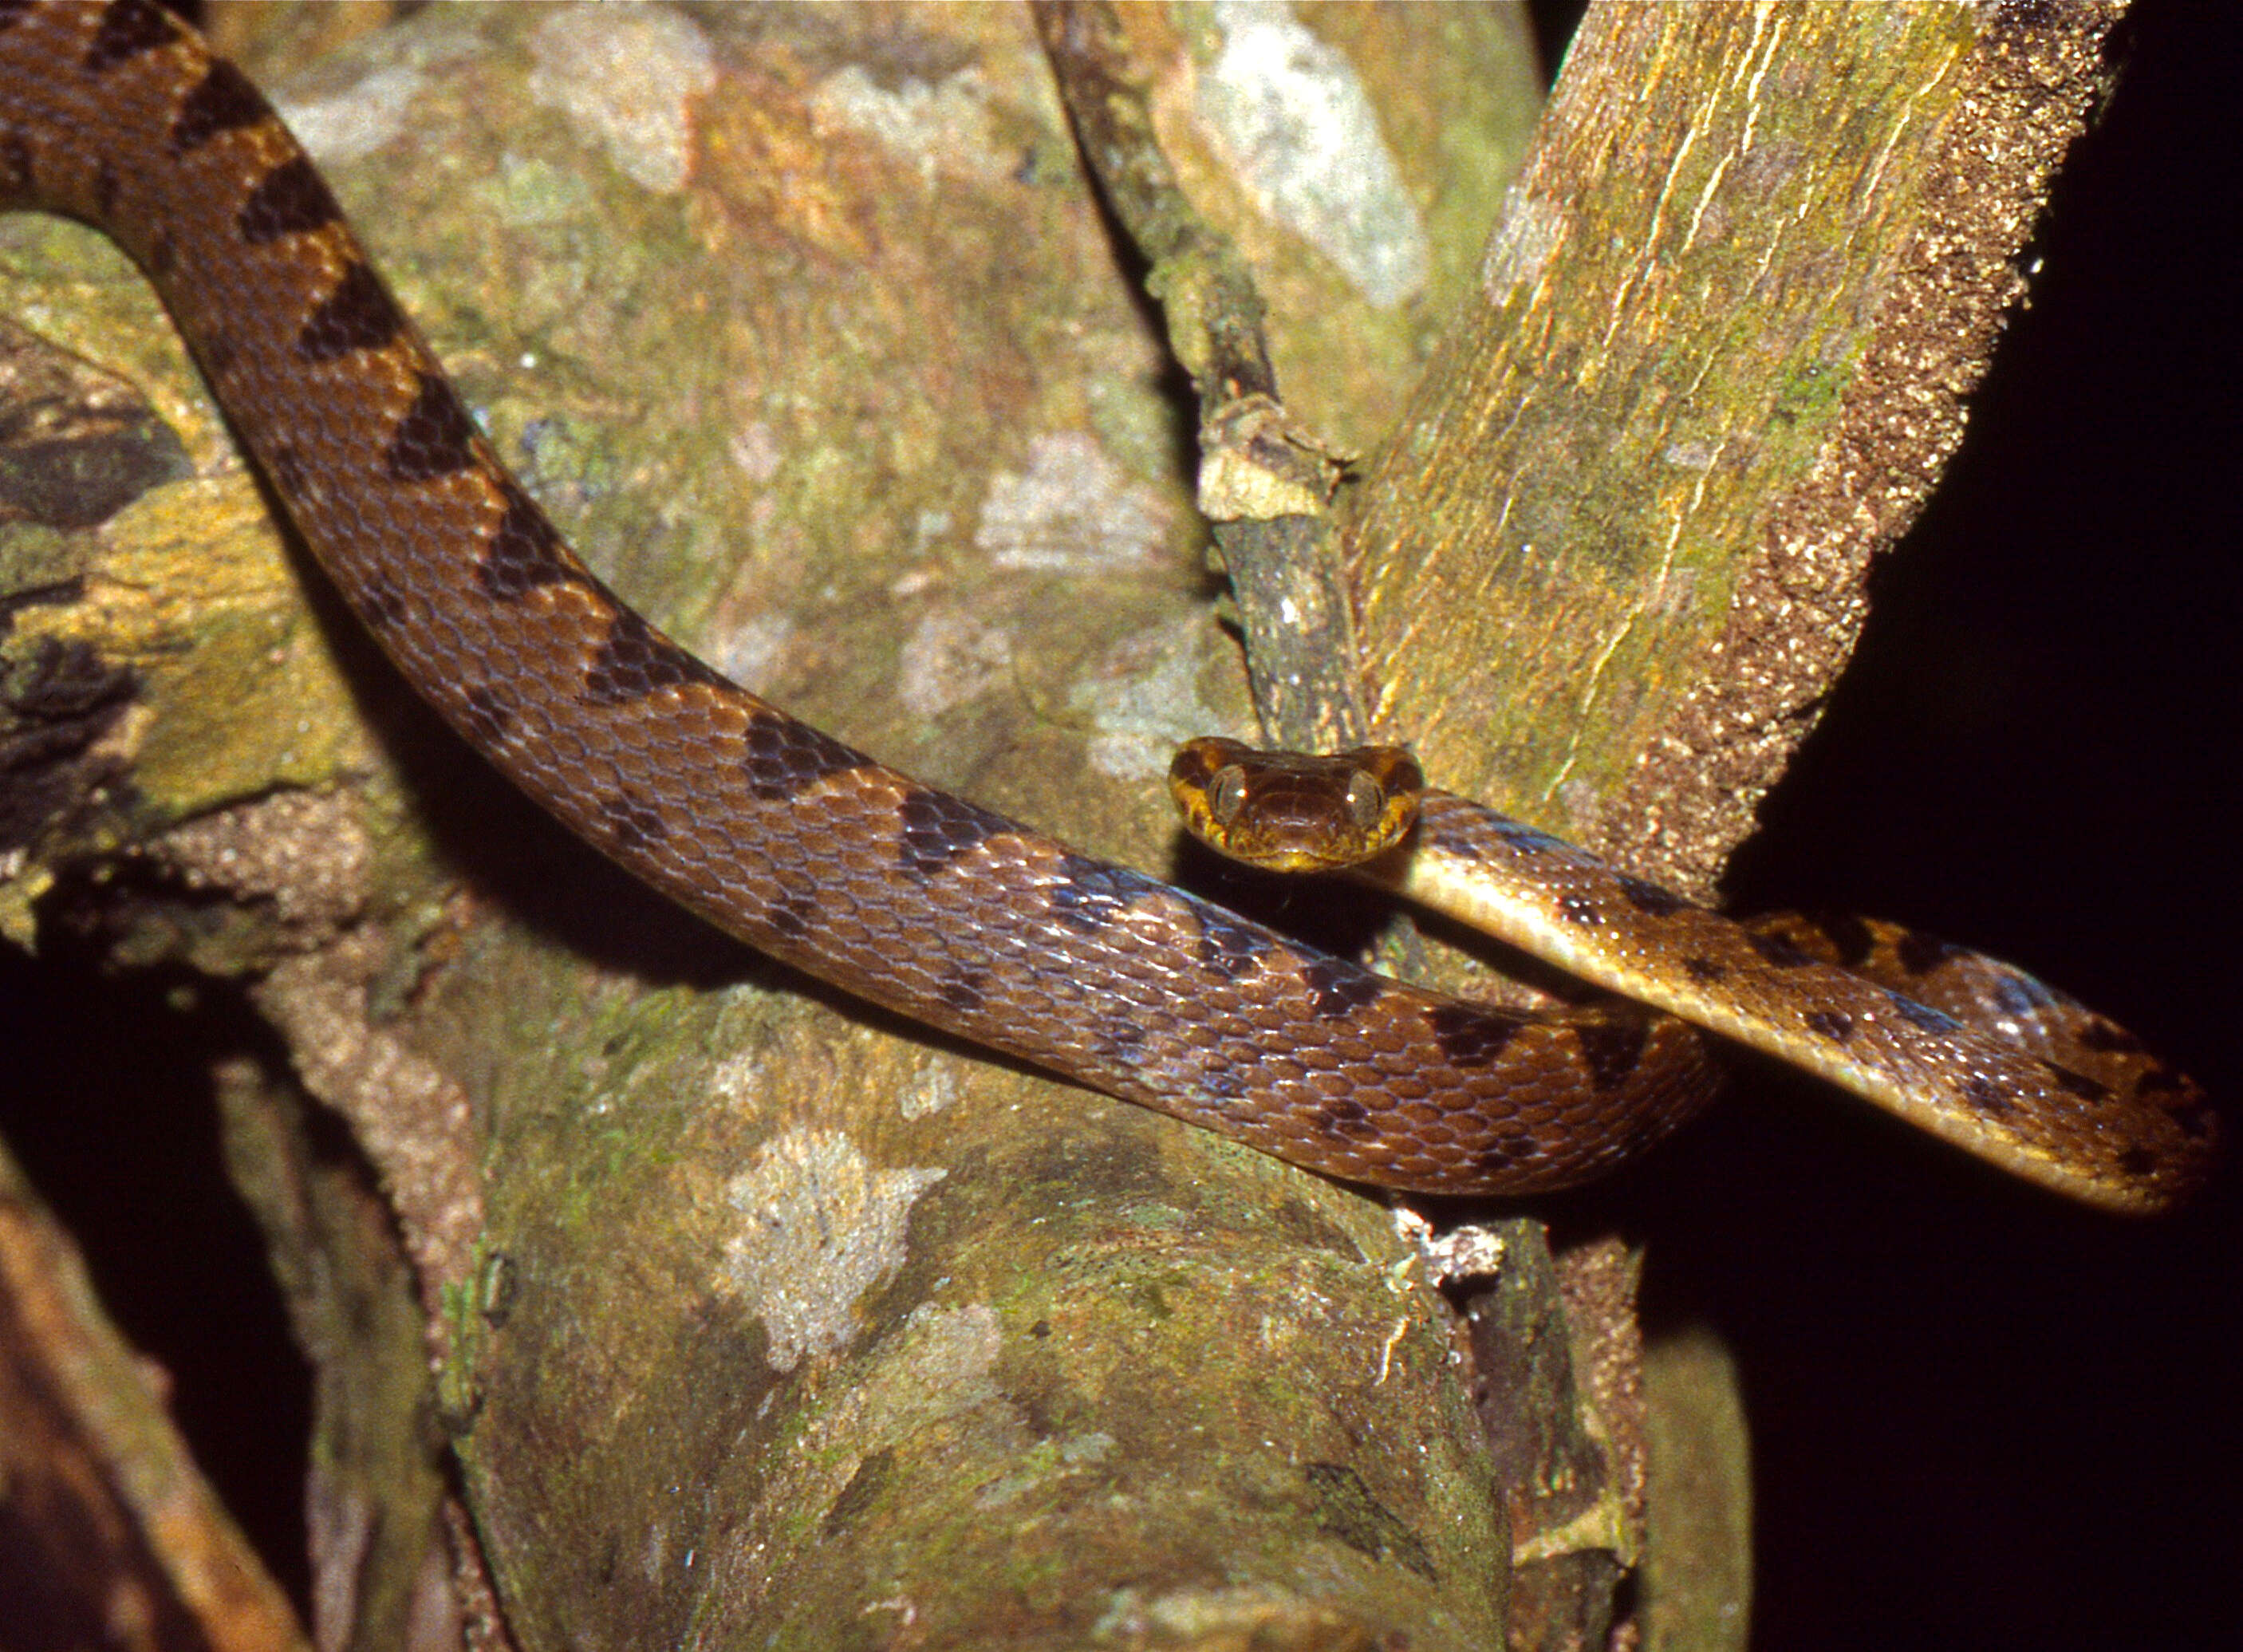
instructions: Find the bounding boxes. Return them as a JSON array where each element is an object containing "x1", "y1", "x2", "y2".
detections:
[{"x1": 0, "y1": 1, "x2": 2214, "y2": 1212}]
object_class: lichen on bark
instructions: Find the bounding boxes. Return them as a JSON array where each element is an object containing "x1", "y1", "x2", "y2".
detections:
[{"x1": 1346, "y1": 2, "x2": 2126, "y2": 901}]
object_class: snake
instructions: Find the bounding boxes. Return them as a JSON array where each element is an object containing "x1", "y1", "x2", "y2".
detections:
[
  {"x1": 0, "y1": 0, "x2": 2213, "y2": 1213},
  {"x1": 1170, "y1": 736, "x2": 2216, "y2": 1208}
]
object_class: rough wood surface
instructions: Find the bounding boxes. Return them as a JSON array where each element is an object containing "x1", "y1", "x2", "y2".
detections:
[
  {"x1": 0, "y1": 1136, "x2": 315, "y2": 1652},
  {"x1": 1346, "y1": 2, "x2": 2127, "y2": 901}
]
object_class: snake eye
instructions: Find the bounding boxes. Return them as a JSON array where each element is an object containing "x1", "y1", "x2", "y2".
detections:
[
  {"x1": 1208, "y1": 766, "x2": 1248, "y2": 825},
  {"x1": 1344, "y1": 771, "x2": 1385, "y2": 831}
]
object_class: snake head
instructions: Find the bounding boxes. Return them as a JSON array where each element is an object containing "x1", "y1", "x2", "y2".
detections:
[{"x1": 1168, "y1": 736, "x2": 1425, "y2": 873}]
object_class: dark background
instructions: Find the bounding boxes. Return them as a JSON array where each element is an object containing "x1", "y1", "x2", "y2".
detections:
[
  {"x1": 3, "y1": 2, "x2": 2236, "y2": 1646},
  {"x1": 1546, "y1": 2, "x2": 2239, "y2": 1647}
]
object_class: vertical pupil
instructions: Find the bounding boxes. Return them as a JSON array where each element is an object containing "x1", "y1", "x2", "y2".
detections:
[
  {"x1": 1346, "y1": 775, "x2": 1382, "y2": 830},
  {"x1": 1211, "y1": 767, "x2": 1247, "y2": 823}
]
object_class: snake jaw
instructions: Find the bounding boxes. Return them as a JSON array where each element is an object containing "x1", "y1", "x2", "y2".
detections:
[{"x1": 1168, "y1": 736, "x2": 1423, "y2": 873}]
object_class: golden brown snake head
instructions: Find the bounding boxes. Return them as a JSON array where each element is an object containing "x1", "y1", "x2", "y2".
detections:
[{"x1": 1169, "y1": 737, "x2": 1425, "y2": 873}]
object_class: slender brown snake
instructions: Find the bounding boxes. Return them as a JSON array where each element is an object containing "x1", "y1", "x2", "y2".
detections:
[{"x1": 0, "y1": 1, "x2": 2214, "y2": 1212}]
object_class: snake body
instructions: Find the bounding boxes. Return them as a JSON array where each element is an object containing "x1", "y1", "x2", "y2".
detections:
[
  {"x1": 1172, "y1": 739, "x2": 2215, "y2": 1208},
  {"x1": 0, "y1": 1, "x2": 2213, "y2": 1212}
]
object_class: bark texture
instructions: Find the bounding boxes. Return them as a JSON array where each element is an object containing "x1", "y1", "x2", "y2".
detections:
[{"x1": 1347, "y1": 1, "x2": 2126, "y2": 901}]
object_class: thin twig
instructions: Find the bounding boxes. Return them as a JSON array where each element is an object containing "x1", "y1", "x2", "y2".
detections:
[{"x1": 1032, "y1": 0, "x2": 1367, "y2": 752}]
